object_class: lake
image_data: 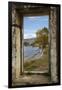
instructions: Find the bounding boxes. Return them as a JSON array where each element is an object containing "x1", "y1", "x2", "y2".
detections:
[{"x1": 24, "y1": 46, "x2": 42, "y2": 61}]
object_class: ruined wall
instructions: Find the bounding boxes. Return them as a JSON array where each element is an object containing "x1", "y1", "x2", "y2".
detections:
[
  {"x1": 12, "y1": 7, "x2": 23, "y2": 81},
  {"x1": 50, "y1": 7, "x2": 58, "y2": 82},
  {"x1": 12, "y1": 8, "x2": 16, "y2": 80},
  {"x1": 12, "y1": 5, "x2": 58, "y2": 83}
]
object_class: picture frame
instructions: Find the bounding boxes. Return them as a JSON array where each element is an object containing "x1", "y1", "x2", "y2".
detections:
[{"x1": 8, "y1": 1, "x2": 60, "y2": 88}]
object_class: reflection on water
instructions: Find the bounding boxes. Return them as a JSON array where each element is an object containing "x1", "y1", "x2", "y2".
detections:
[{"x1": 24, "y1": 46, "x2": 42, "y2": 61}]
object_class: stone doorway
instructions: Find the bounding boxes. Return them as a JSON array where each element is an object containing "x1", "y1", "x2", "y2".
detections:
[{"x1": 9, "y1": 2, "x2": 60, "y2": 87}]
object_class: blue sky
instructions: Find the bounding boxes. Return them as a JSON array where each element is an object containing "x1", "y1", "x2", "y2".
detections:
[{"x1": 23, "y1": 16, "x2": 49, "y2": 39}]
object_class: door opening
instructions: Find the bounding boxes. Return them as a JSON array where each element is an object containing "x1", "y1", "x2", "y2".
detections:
[{"x1": 23, "y1": 16, "x2": 49, "y2": 73}]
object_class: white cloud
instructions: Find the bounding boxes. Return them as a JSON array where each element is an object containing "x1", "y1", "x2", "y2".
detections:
[
  {"x1": 28, "y1": 16, "x2": 41, "y2": 20},
  {"x1": 27, "y1": 16, "x2": 49, "y2": 22},
  {"x1": 24, "y1": 33, "x2": 36, "y2": 39}
]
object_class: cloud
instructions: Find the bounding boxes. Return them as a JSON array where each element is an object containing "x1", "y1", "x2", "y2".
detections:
[
  {"x1": 24, "y1": 33, "x2": 36, "y2": 39},
  {"x1": 27, "y1": 16, "x2": 49, "y2": 22},
  {"x1": 28, "y1": 16, "x2": 41, "y2": 20}
]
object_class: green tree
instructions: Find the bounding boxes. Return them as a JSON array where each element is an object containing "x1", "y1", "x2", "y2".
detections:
[{"x1": 34, "y1": 27, "x2": 49, "y2": 50}]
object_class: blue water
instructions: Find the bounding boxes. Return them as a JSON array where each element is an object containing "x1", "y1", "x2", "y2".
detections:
[{"x1": 24, "y1": 46, "x2": 41, "y2": 59}]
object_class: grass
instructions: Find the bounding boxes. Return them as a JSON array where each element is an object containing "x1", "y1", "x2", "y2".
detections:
[{"x1": 24, "y1": 47, "x2": 49, "y2": 71}]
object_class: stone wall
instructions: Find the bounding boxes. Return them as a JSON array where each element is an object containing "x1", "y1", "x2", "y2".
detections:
[
  {"x1": 12, "y1": 7, "x2": 23, "y2": 80},
  {"x1": 12, "y1": 5, "x2": 58, "y2": 83},
  {"x1": 12, "y1": 8, "x2": 16, "y2": 80},
  {"x1": 50, "y1": 7, "x2": 58, "y2": 82}
]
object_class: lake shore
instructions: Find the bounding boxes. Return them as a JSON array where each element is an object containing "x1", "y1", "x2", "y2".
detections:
[
  {"x1": 24, "y1": 50, "x2": 43, "y2": 62},
  {"x1": 24, "y1": 46, "x2": 43, "y2": 61},
  {"x1": 24, "y1": 47, "x2": 49, "y2": 71}
]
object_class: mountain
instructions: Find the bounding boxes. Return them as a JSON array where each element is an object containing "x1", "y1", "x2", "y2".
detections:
[{"x1": 24, "y1": 38, "x2": 35, "y2": 45}]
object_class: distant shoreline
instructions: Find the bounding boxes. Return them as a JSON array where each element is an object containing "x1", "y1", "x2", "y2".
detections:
[{"x1": 24, "y1": 46, "x2": 43, "y2": 62}]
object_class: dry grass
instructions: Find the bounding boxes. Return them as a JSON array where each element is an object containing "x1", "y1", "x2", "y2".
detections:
[{"x1": 24, "y1": 47, "x2": 49, "y2": 71}]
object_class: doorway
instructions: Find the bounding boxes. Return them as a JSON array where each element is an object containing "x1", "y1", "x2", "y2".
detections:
[
  {"x1": 23, "y1": 16, "x2": 49, "y2": 73},
  {"x1": 10, "y1": 2, "x2": 60, "y2": 86}
]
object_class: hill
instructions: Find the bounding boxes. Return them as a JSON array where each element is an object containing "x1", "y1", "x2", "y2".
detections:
[{"x1": 24, "y1": 38, "x2": 35, "y2": 45}]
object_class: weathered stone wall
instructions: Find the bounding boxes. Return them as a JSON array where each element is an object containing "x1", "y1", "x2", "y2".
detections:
[
  {"x1": 50, "y1": 7, "x2": 57, "y2": 82},
  {"x1": 12, "y1": 7, "x2": 23, "y2": 81},
  {"x1": 12, "y1": 8, "x2": 16, "y2": 80},
  {"x1": 12, "y1": 5, "x2": 58, "y2": 83}
]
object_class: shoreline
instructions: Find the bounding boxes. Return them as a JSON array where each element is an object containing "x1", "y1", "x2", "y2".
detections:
[{"x1": 24, "y1": 50, "x2": 43, "y2": 62}]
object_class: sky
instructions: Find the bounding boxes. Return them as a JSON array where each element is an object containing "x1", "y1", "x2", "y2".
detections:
[{"x1": 23, "y1": 16, "x2": 49, "y2": 39}]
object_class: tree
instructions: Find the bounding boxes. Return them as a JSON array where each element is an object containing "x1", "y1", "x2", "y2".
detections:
[{"x1": 34, "y1": 27, "x2": 49, "y2": 50}]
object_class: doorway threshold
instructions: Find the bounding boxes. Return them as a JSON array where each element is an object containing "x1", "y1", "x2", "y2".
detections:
[{"x1": 24, "y1": 70, "x2": 48, "y2": 74}]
